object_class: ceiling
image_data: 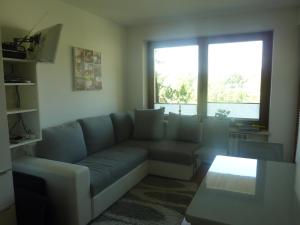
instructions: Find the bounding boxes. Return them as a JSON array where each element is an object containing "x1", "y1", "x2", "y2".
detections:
[{"x1": 60, "y1": 0, "x2": 300, "y2": 26}]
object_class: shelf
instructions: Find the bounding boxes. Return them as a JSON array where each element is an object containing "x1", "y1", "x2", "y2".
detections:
[
  {"x1": 229, "y1": 128, "x2": 270, "y2": 136},
  {"x1": 5, "y1": 83, "x2": 36, "y2": 86},
  {"x1": 7, "y1": 108, "x2": 38, "y2": 115},
  {"x1": 2, "y1": 57, "x2": 36, "y2": 63},
  {"x1": 10, "y1": 138, "x2": 42, "y2": 149}
]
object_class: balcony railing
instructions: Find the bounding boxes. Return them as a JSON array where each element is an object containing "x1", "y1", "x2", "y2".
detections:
[
  {"x1": 154, "y1": 103, "x2": 197, "y2": 115},
  {"x1": 155, "y1": 102, "x2": 260, "y2": 119},
  {"x1": 207, "y1": 102, "x2": 260, "y2": 119}
]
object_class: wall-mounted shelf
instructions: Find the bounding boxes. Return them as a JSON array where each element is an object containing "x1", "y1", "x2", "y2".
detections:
[
  {"x1": 2, "y1": 57, "x2": 36, "y2": 63},
  {"x1": 10, "y1": 138, "x2": 42, "y2": 149},
  {"x1": 5, "y1": 83, "x2": 36, "y2": 86},
  {"x1": 6, "y1": 108, "x2": 38, "y2": 115}
]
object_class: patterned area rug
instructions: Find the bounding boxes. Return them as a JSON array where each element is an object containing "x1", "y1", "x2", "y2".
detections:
[{"x1": 91, "y1": 176, "x2": 198, "y2": 225}]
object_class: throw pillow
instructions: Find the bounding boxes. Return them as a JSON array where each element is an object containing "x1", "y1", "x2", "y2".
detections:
[
  {"x1": 133, "y1": 108, "x2": 165, "y2": 140},
  {"x1": 166, "y1": 112, "x2": 180, "y2": 140},
  {"x1": 179, "y1": 115, "x2": 201, "y2": 143},
  {"x1": 110, "y1": 112, "x2": 134, "y2": 143},
  {"x1": 36, "y1": 121, "x2": 87, "y2": 163},
  {"x1": 78, "y1": 115, "x2": 115, "y2": 154},
  {"x1": 166, "y1": 112, "x2": 201, "y2": 143}
]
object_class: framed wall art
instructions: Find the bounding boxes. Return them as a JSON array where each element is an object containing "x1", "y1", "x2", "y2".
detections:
[{"x1": 73, "y1": 47, "x2": 102, "y2": 90}]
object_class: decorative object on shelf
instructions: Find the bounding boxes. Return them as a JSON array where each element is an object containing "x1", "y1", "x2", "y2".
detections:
[
  {"x1": 215, "y1": 109, "x2": 230, "y2": 119},
  {"x1": 73, "y1": 47, "x2": 102, "y2": 91}
]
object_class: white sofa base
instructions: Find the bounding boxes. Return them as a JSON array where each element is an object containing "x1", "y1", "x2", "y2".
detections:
[
  {"x1": 148, "y1": 160, "x2": 199, "y2": 180},
  {"x1": 92, "y1": 161, "x2": 148, "y2": 219}
]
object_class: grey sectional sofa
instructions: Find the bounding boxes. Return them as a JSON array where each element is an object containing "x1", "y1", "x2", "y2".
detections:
[{"x1": 13, "y1": 111, "x2": 202, "y2": 225}]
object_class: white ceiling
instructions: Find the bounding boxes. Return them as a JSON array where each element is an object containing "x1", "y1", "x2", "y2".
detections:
[{"x1": 60, "y1": 0, "x2": 300, "y2": 26}]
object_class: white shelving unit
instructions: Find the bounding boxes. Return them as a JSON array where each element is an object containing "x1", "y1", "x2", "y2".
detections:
[
  {"x1": 2, "y1": 56, "x2": 41, "y2": 149},
  {"x1": 0, "y1": 30, "x2": 17, "y2": 224}
]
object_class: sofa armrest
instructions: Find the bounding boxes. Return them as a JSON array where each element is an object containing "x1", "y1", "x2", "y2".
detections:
[{"x1": 13, "y1": 156, "x2": 91, "y2": 225}]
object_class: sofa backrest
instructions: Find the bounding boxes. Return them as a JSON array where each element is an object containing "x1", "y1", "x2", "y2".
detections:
[
  {"x1": 133, "y1": 108, "x2": 165, "y2": 140},
  {"x1": 202, "y1": 118, "x2": 229, "y2": 148},
  {"x1": 36, "y1": 121, "x2": 87, "y2": 163},
  {"x1": 110, "y1": 112, "x2": 134, "y2": 143},
  {"x1": 78, "y1": 115, "x2": 115, "y2": 154},
  {"x1": 165, "y1": 113, "x2": 202, "y2": 143}
]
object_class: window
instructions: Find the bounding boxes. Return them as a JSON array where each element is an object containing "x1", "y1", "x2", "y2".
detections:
[
  {"x1": 153, "y1": 44, "x2": 198, "y2": 115},
  {"x1": 207, "y1": 41, "x2": 263, "y2": 119},
  {"x1": 148, "y1": 32, "x2": 272, "y2": 127}
]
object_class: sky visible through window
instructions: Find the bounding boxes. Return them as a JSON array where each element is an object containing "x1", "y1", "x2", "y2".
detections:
[
  {"x1": 154, "y1": 45, "x2": 198, "y2": 115},
  {"x1": 208, "y1": 41, "x2": 263, "y2": 104},
  {"x1": 154, "y1": 45, "x2": 198, "y2": 104},
  {"x1": 207, "y1": 41, "x2": 263, "y2": 119},
  {"x1": 154, "y1": 46, "x2": 198, "y2": 89}
]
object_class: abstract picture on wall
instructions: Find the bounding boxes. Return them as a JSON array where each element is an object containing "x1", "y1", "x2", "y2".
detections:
[{"x1": 73, "y1": 47, "x2": 102, "y2": 90}]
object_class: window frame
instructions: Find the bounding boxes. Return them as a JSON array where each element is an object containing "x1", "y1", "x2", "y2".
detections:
[{"x1": 147, "y1": 31, "x2": 273, "y2": 128}]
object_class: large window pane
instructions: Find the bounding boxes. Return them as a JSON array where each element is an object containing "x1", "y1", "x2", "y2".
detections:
[
  {"x1": 154, "y1": 45, "x2": 198, "y2": 115},
  {"x1": 207, "y1": 41, "x2": 263, "y2": 119}
]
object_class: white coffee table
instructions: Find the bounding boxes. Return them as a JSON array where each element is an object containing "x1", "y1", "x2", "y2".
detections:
[{"x1": 186, "y1": 155, "x2": 300, "y2": 225}]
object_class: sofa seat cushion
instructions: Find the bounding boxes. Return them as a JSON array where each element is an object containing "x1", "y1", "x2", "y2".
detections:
[
  {"x1": 122, "y1": 140, "x2": 200, "y2": 165},
  {"x1": 76, "y1": 146, "x2": 148, "y2": 196}
]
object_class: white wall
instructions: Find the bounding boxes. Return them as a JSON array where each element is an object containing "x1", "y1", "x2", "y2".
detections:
[
  {"x1": 126, "y1": 8, "x2": 300, "y2": 161},
  {"x1": 296, "y1": 9, "x2": 300, "y2": 163},
  {"x1": 0, "y1": 0, "x2": 127, "y2": 128}
]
